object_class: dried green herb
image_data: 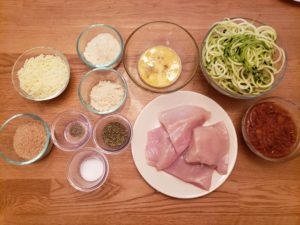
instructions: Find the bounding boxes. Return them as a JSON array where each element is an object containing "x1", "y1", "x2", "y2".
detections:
[{"x1": 102, "y1": 122, "x2": 128, "y2": 148}]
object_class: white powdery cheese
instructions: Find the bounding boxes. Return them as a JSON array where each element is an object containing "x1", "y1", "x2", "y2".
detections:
[
  {"x1": 90, "y1": 80, "x2": 124, "y2": 112},
  {"x1": 83, "y1": 33, "x2": 121, "y2": 65},
  {"x1": 17, "y1": 54, "x2": 69, "y2": 99}
]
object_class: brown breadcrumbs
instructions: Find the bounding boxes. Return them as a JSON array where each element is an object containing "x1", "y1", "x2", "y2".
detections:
[{"x1": 13, "y1": 122, "x2": 47, "y2": 160}]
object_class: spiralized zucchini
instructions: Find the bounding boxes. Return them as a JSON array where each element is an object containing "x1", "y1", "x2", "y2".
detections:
[{"x1": 202, "y1": 18, "x2": 286, "y2": 96}]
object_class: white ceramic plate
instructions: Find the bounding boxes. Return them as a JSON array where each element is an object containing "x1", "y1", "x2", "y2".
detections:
[{"x1": 131, "y1": 91, "x2": 238, "y2": 199}]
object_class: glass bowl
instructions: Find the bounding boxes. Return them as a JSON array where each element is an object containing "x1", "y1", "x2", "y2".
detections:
[
  {"x1": 123, "y1": 21, "x2": 199, "y2": 93},
  {"x1": 200, "y1": 17, "x2": 287, "y2": 99},
  {"x1": 93, "y1": 114, "x2": 132, "y2": 154},
  {"x1": 242, "y1": 96, "x2": 300, "y2": 162},
  {"x1": 78, "y1": 68, "x2": 128, "y2": 115},
  {"x1": 51, "y1": 110, "x2": 92, "y2": 152},
  {"x1": 12, "y1": 46, "x2": 70, "y2": 101},
  {"x1": 67, "y1": 147, "x2": 109, "y2": 192},
  {"x1": 76, "y1": 24, "x2": 124, "y2": 69},
  {"x1": 0, "y1": 113, "x2": 52, "y2": 165}
]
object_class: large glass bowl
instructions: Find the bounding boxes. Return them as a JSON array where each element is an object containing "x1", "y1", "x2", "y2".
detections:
[
  {"x1": 0, "y1": 113, "x2": 52, "y2": 165},
  {"x1": 123, "y1": 21, "x2": 199, "y2": 93},
  {"x1": 12, "y1": 46, "x2": 70, "y2": 101},
  {"x1": 200, "y1": 18, "x2": 287, "y2": 99}
]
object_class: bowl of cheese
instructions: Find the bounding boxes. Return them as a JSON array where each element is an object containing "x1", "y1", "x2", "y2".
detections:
[{"x1": 12, "y1": 46, "x2": 70, "y2": 101}]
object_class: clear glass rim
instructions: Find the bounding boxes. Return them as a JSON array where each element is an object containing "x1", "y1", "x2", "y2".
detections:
[
  {"x1": 76, "y1": 24, "x2": 124, "y2": 69},
  {"x1": 0, "y1": 113, "x2": 51, "y2": 165},
  {"x1": 78, "y1": 68, "x2": 128, "y2": 115},
  {"x1": 92, "y1": 114, "x2": 132, "y2": 155},
  {"x1": 11, "y1": 46, "x2": 70, "y2": 101},
  {"x1": 123, "y1": 20, "x2": 199, "y2": 94},
  {"x1": 50, "y1": 110, "x2": 92, "y2": 152},
  {"x1": 199, "y1": 17, "x2": 288, "y2": 99},
  {"x1": 241, "y1": 96, "x2": 300, "y2": 162},
  {"x1": 67, "y1": 147, "x2": 109, "y2": 192}
]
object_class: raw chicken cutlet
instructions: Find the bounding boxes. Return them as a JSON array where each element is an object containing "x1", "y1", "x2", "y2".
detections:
[
  {"x1": 159, "y1": 105, "x2": 211, "y2": 155},
  {"x1": 185, "y1": 121, "x2": 229, "y2": 175}
]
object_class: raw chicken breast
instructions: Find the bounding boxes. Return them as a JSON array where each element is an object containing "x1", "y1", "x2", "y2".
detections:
[
  {"x1": 164, "y1": 155, "x2": 214, "y2": 190},
  {"x1": 145, "y1": 126, "x2": 178, "y2": 170},
  {"x1": 185, "y1": 121, "x2": 229, "y2": 175},
  {"x1": 159, "y1": 105, "x2": 211, "y2": 155}
]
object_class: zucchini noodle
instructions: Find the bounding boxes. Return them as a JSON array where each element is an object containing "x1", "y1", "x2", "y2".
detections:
[{"x1": 202, "y1": 18, "x2": 286, "y2": 96}]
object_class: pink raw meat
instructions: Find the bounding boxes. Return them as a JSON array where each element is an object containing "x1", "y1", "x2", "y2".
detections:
[
  {"x1": 145, "y1": 126, "x2": 178, "y2": 170},
  {"x1": 164, "y1": 155, "x2": 214, "y2": 190},
  {"x1": 185, "y1": 121, "x2": 230, "y2": 175},
  {"x1": 159, "y1": 105, "x2": 211, "y2": 155}
]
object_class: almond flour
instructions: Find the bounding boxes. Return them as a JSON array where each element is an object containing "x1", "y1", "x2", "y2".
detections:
[{"x1": 83, "y1": 33, "x2": 121, "y2": 65}]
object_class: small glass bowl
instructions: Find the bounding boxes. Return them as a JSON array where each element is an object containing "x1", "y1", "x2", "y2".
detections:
[
  {"x1": 123, "y1": 21, "x2": 199, "y2": 93},
  {"x1": 0, "y1": 113, "x2": 52, "y2": 165},
  {"x1": 78, "y1": 68, "x2": 128, "y2": 115},
  {"x1": 242, "y1": 97, "x2": 300, "y2": 162},
  {"x1": 200, "y1": 17, "x2": 287, "y2": 99},
  {"x1": 93, "y1": 114, "x2": 132, "y2": 154},
  {"x1": 67, "y1": 147, "x2": 109, "y2": 192},
  {"x1": 51, "y1": 110, "x2": 92, "y2": 151},
  {"x1": 12, "y1": 46, "x2": 70, "y2": 101},
  {"x1": 76, "y1": 24, "x2": 124, "y2": 69}
]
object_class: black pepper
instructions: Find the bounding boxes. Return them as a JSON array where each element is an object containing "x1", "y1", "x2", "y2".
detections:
[{"x1": 69, "y1": 122, "x2": 85, "y2": 139}]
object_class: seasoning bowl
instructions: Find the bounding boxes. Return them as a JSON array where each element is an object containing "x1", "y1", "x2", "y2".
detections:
[
  {"x1": 76, "y1": 24, "x2": 124, "y2": 69},
  {"x1": 123, "y1": 21, "x2": 199, "y2": 93},
  {"x1": 51, "y1": 110, "x2": 92, "y2": 152},
  {"x1": 200, "y1": 18, "x2": 287, "y2": 99},
  {"x1": 0, "y1": 113, "x2": 52, "y2": 165},
  {"x1": 67, "y1": 147, "x2": 109, "y2": 192},
  {"x1": 12, "y1": 46, "x2": 70, "y2": 101},
  {"x1": 93, "y1": 114, "x2": 132, "y2": 154},
  {"x1": 242, "y1": 97, "x2": 300, "y2": 162},
  {"x1": 78, "y1": 68, "x2": 128, "y2": 115}
]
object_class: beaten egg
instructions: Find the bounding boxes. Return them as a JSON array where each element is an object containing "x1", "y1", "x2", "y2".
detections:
[{"x1": 138, "y1": 45, "x2": 182, "y2": 88}]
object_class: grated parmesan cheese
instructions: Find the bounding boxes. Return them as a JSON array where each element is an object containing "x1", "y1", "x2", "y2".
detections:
[
  {"x1": 83, "y1": 33, "x2": 121, "y2": 65},
  {"x1": 17, "y1": 54, "x2": 69, "y2": 99},
  {"x1": 90, "y1": 80, "x2": 124, "y2": 112}
]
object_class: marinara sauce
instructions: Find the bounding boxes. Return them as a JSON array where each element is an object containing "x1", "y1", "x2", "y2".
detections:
[{"x1": 244, "y1": 101, "x2": 298, "y2": 159}]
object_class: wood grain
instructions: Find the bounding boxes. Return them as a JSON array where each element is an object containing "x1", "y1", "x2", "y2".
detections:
[{"x1": 1, "y1": 0, "x2": 300, "y2": 225}]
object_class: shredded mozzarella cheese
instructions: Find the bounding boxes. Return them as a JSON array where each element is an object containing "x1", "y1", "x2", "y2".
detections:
[{"x1": 17, "y1": 54, "x2": 69, "y2": 99}]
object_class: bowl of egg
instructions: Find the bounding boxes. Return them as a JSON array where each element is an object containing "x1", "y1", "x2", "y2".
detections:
[
  {"x1": 123, "y1": 21, "x2": 199, "y2": 93},
  {"x1": 12, "y1": 46, "x2": 70, "y2": 101},
  {"x1": 200, "y1": 17, "x2": 287, "y2": 99}
]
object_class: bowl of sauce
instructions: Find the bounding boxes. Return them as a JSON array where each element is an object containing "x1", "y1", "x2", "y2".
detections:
[{"x1": 242, "y1": 97, "x2": 300, "y2": 162}]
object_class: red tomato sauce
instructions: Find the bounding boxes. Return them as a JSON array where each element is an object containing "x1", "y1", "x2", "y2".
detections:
[{"x1": 245, "y1": 102, "x2": 298, "y2": 158}]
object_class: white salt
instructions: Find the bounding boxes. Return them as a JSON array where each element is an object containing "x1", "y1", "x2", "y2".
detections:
[{"x1": 80, "y1": 157, "x2": 104, "y2": 182}]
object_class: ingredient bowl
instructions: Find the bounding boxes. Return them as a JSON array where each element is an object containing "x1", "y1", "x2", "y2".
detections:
[
  {"x1": 0, "y1": 113, "x2": 52, "y2": 165},
  {"x1": 242, "y1": 97, "x2": 300, "y2": 162},
  {"x1": 67, "y1": 147, "x2": 109, "y2": 192},
  {"x1": 12, "y1": 46, "x2": 70, "y2": 101},
  {"x1": 200, "y1": 18, "x2": 287, "y2": 99},
  {"x1": 93, "y1": 114, "x2": 132, "y2": 154},
  {"x1": 76, "y1": 24, "x2": 124, "y2": 69},
  {"x1": 78, "y1": 68, "x2": 128, "y2": 115},
  {"x1": 51, "y1": 110, "x2": 92, "y2": 152},
  {"x1": 123, "y1": 21, "x2": 199, "y2": 93}
]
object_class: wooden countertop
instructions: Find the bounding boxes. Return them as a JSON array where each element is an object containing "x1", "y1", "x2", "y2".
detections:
[{"x1": 1, "y1": 1, "x2": 300, "y2": 225}]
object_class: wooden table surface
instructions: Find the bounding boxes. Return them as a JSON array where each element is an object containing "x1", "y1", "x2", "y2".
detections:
[{"x1": 1, "y1": 0, "x2": 300, "y2": 225}]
